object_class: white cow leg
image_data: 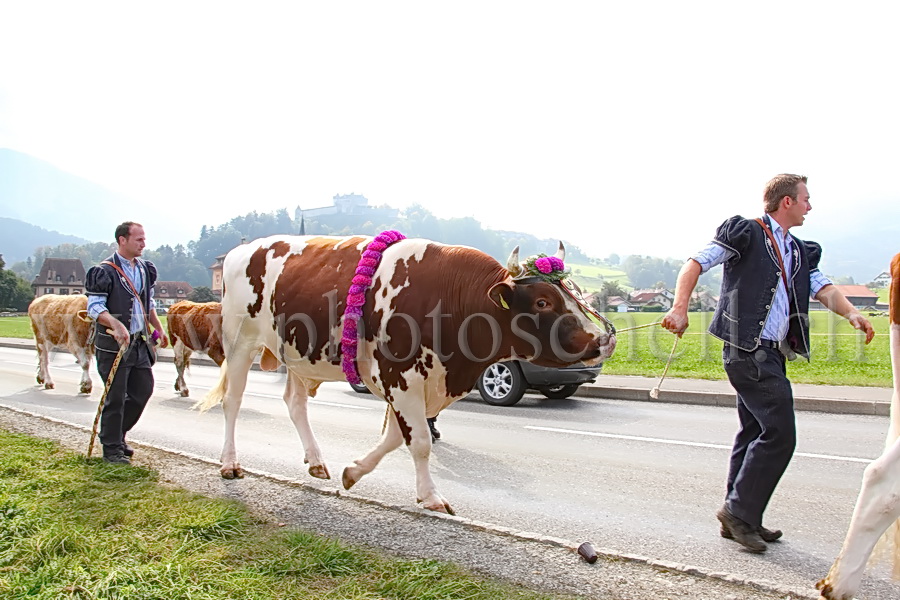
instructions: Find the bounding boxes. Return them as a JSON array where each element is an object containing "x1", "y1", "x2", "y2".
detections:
[
  {"x1": 173, "y1": 340, "x2": 189, "y2": 397},
  {"x1": 69, "y1": 343, "x2": 92, "y2": 394},
  {"x1": 219, "y1": 352, "x2": 255, "y2": 480},
  {"x1": 406, "y1": 413, "x2": 453, "y2": 515},
  {"x1": 818, "y1": 440, "x2": 900, "y2": 600},
  {"x1": 342, "y1": 405, "x2": 404, "y2": 491},
  {"x1": 37, "y1": 342, "x2": 53, "y2": 389},
  {"x1": 283, "y1": 372, "x2": 330, "y2": 479}
]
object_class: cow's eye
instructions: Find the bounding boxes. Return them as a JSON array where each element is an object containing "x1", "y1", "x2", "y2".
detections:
[{"x1": 536, "y1": 299, "x2": 549, "y2": 309}]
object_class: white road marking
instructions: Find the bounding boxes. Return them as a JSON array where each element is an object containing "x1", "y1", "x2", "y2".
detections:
[{"x1": 525, "y1": 426, "x2": 875, "y2": 464}]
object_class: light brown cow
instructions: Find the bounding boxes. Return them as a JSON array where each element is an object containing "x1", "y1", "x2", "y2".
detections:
[
  {"x1": 817, "y1": 252, "x2": 900, "y2": 599},
  {"x1": 166, "y1": 300, "x2": 224, "y2": 397},
  {"x1": 27, "y1": 294, "x2": 94, "y2": 394}
]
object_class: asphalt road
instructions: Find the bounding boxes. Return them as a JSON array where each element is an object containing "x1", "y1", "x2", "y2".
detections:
[{"x1": 2, "y1": 346, "x2": 899, "y2": 599}]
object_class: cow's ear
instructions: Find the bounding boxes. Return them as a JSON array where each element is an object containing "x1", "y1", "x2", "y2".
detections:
[{"x1": 488, "y1": 281, "x2": 515, "y2": 310}]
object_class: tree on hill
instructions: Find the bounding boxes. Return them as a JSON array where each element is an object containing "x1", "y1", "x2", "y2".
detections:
[
  {"x1": 0, "y1": 255, "x2": 34, "y2": 311},
  {"x1": 187, "y1": 286, "x2": 217, "y2": 302},
  {"x1": 143, "y1": 245, "x2": 210, "y2": 287}
]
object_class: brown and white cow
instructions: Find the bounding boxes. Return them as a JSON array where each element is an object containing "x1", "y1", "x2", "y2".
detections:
[
  {"x1": 166, "y1": 300, "x2": 224, "y2": 397},
  {"x1": 28, "y1": 294, "x2": 94, "y2": 394},
  {"x1": 817, "y1": 252, "x2": 900, "y2": 599},
  {"x1": 200, "y1": 235, "x2": 616, "y2": 514}
]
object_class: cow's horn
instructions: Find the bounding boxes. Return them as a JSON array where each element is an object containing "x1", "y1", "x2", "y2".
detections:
[
  {"x1": 555, "y1": 241, "x2": 566, "y2": 261},
  {"x1": 507, "y1": 246, "x2": 523, "y2": 277}
]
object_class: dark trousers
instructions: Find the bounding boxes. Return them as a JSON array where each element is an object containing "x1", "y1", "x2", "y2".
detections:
[
  {"x1": 722, "y1": 345, "x2": 796, "y2": 527},
  {"x1": 95, "y1": 338, "x2": 154, "y2": 454}
]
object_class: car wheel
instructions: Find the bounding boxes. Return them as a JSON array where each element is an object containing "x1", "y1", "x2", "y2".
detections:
[
  {"x1": 476, "y1": 361, "x2": 527, "y2": 406},
  {"x1": 538, "y1": 384, "x2": 580, "y2": 400},
  {"x1": 349, "y1": 381, "x2": 371, "y2": 394}
]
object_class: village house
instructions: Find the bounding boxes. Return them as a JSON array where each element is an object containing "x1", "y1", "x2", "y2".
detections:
[
  {"x1": 871, "y1": 271, "x2": 891, "y2": 288},
  {"x1": 155, "y1": 281, "x2": 194, "y2": 309},
  {"x1": 31, "y1": 258, "x2": 86, "y2": 298},
  {"x1": 809, "y1": 284, "x2": 879, "y2": 311},
  {"x1": 209, "y1": 253, "x2": 226, "y2": 298},
  {"x1": 628, "y1": 288, "x2": 674, "y2": 311}
]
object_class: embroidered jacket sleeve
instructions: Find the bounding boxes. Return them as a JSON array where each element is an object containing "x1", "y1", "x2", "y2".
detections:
[
  {"x1": 144, "y1": 259, "x2": 159, "y2": 312},
  {"x1": 85, "y1": 266, "x2": 113, "y2": 320},
  {"x1": 804, "y1": 240, "x2": 832, "y2": 296},
  {"x1": 690, "y1": 215, "x2": 749, "y2": 273}
]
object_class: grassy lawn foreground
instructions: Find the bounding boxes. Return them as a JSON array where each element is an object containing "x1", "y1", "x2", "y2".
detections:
[
  {"x1": 0, "y1": 430, "x2": 577, "y2": 600},
  {"x1": 1, "y1": 312, "x2": 891, "y2": 387}
]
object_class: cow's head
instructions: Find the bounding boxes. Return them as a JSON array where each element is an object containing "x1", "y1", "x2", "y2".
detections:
[{"x1": 488, "y1": 243, "x2": 616, "y2": 368}]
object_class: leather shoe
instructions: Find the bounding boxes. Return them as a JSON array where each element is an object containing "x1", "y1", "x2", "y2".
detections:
[
  {"x1": 427, "y1": 417, "x2": 441, "y2": 441},
  {"x1": 123, "y1": 443, "x2": 134, "y2": 457},
  {"x1": 103, "y1": 452, "x2": 131, "y2": 465},
  {"x1": 720, "y1": 523, "x2": 782, "y2": 543},
  {"x1": 716, "y1": 506, "x2": 766, "y2": 553}
]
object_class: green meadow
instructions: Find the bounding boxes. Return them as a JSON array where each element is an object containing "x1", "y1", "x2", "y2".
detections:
[
  {"x1": 600, "y1": 311, "x2": 891, "y2": 387},
  {"x1": 0, "y1": 430, "x2": 578, "y2": 600}
]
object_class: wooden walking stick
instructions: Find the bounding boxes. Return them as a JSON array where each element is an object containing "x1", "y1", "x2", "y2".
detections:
[
  {"x1": 87, "y1": 332, "x2": 130, "y2": 458},
  {"x1": 650, "y1": 334, "x2": 680, "y2": 400}
]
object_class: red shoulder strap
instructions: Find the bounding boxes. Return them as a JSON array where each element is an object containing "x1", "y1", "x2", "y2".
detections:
[{"x1": 754, "y1": 218, "x2": 789, "y2": 291}]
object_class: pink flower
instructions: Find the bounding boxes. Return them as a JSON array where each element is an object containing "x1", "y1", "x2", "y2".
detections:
[{"x1": 534, "y1": 257, "x2": 553, "y2": 273}]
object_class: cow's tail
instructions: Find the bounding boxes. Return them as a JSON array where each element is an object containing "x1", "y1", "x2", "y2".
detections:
[{"x1": 196, "y1": 358, "x2": 228, "y2": 412}]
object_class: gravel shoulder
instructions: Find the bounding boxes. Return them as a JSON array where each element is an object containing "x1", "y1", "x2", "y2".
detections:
[{"x1": 0, "y1": 405, "x2": 817, "y2": 600}]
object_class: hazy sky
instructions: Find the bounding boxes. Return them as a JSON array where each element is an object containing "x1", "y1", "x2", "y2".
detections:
[{"x1": 1, "y1": 1, "x2": 898, "y2": 260}]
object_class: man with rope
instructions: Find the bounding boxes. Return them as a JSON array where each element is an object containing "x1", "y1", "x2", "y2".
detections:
[
  {"x1": 662, "y1": 174, "x2": 874, "y2": 553},
  {"x1": 85, "y1": 221, "x2": 169, "y2": 464}
]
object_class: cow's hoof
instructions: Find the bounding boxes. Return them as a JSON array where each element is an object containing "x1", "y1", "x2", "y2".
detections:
[
  {"x1": 220, "y1": 465, "x2": 244, "y2": 479},
  {"x1": 36, "y1": 376, "x2": 44, "y2": 385},
  {"x1": 418, "y1": 495, "x2": 455, "y2": 515},
  {"x1": 79, "y1": 384, "x2": 92, "y2": 394},
  {"x1": 341, "y1": 465, "x2": 361, "y2": 490},
  {"x1": 44, "y1": 383, "x2": 54, "y2": 390},
  {"x1": 308, "y1": 464, "x2": 331, "y2": 480},
  {"x1": 179, "y1": 389, "x2": 190, "y2": 398},
  {"x1": 815, "y1": 578, "x2": 840, "y2": 600}
]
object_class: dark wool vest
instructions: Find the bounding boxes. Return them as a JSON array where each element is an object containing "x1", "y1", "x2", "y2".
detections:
[
  {"x1": 707, "y1": 215, "x2": 822, "y2": 360},
  {"x1": 85, "y1": 255, "x2": 158, "y2": 352}
]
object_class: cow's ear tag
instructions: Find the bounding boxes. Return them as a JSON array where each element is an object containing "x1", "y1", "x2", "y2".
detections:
[{"x1": 488, "y1": 282, "x2": 513, "y2": 310}]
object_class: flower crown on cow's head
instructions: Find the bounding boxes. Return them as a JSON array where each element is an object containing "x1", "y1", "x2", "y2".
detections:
[{"x1": 506, "y1": 242, "x2": 570, "y2": 283}]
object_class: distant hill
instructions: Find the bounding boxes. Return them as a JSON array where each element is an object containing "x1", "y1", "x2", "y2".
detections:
[
  {"x1": 2, "y1": 147, "x2": 894, "y2": 284},
  {"x1": 0, "y1": 148, "x2": 141, "y2": 244},
  {"x1": 0, "y1": 217, "x2": 91, "y2": 264}
]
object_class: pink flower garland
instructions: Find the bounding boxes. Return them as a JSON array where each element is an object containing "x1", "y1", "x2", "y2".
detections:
[
  {"x1": 341, "y1": 230, "x2": 406, "y2": 384},
  {"x1": 534, "y1": 256, "x2": 565, "y2": 274}
]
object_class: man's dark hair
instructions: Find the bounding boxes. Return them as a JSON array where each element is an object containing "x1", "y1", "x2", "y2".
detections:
[
  {"x1": 764, "y1": 174, "x2": 807, "y2": 213},
  {"x1": 114, "y1": 221, "x2": 140, "y2": 244}
]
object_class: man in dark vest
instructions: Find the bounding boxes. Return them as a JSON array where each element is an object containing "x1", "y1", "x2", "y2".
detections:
[
  {"x1": 662, "y1": 174, "x2": 874, "y2": 552},
  {"x1": 86, "y1": 221, "x2": 169, "y2": 464}
]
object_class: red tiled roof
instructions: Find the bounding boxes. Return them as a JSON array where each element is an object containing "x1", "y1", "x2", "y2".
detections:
[{"x1": 834, "y1": 284, "x2": 878, "y2": 298}]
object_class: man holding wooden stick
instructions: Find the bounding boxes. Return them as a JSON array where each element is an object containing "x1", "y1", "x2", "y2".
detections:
[
  {"x1": 662, "y1": 174, "x2": 874, "y2": 553},
  {"x1": 86, "y1": 221, "x2": 168, "y2": 464}
]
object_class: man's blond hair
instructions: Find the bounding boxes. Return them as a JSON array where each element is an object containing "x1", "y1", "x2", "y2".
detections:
[{"x1": 764, "y1": 174, "x2": 807, "y2": 213}]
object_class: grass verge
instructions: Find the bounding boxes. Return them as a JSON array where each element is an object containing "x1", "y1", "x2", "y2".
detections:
[{"x1": 0, "y1": 429, "x2": 575, "y2": 600}]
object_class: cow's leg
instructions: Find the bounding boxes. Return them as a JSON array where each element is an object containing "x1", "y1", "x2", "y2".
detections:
[
  {"x1": 343, "y1": 400, "x2": 453, "y2": 515},
  {"x1": 404, "y1": 408, "x2": 453, "y2": 515},
  {"x1": 342, "y1": 405, "x2": 404, "y2": 490},
  {"x1": 36, "y1": 341, "x2": 53, "y2": 389},
  {"x1": 282, "y1": 372, "x2": 330, "y2": 479},
  {"x1": 817, "y1": 440, "x2": 900, "y2": 600},
  {"x1": 173, "y1": 340, "x2": 190, "y2": 397},
  {"x1": 67, "y1": 341, "x2": 93, "y2": 394},
  {"x1": 219, "y1": 351, "x2": 255, "y2": 479}
]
